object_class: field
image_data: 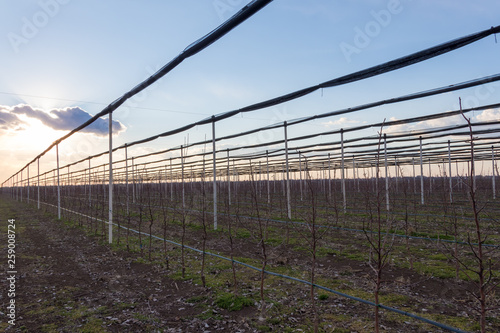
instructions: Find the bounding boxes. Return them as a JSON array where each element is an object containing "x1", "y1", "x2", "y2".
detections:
[
  {"x1": 2, "y1": 171, "x2": 499, "y2": 332},
  {"x1": 2, "y1": 3, "x2": 500, "y2": 332}
]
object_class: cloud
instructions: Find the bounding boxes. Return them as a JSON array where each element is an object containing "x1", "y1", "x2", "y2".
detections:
[
  {"x1": 0, "y1": 104, "x2": 125, "y2": 136},
  {"x1": 384, "y1": 108, "x2": 500, "y2": 135},
  {"x1": 474, "y1": 108, "x2": 500, "y2": 122},
  {"x1": 418, "y1": 114, "x2": 464, "y2": 129},
  {"x1": 322, "y1": 117, "x2": 360, "y2": 127},
  {"x1": 0, "y1": 108, "x2": 26, "y2": 131}
]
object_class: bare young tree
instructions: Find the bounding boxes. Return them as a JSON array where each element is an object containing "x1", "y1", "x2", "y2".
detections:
[
  {"x1": 248, "y1": 160, "x2": 270, "y2": 321},
  {"x1": 456, "y1": 100, "x2": 499, "y2": 332},
  {"x1": 159, "y1": 171, "x2": 170, "y2": 269},
  {"x1": 297, "y1": 158, "x2": 329, "y2": 333},
  {"x1": 222, "y1": 169, "x2": 238, "y2": 295},
  {"x1": 362, "y1": 121, "x2": 396, "y2": 333},
  {"x1": 146, "y1": 180, "x2": 156, "y2": 262},
  {"x1": 199, "y1": 155, "x2": 208, "y2": 288}
]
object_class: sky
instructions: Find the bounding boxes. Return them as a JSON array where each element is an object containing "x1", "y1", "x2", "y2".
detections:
[{"x1": 1, "y1": 0, "x2": 500, "y2": 184}]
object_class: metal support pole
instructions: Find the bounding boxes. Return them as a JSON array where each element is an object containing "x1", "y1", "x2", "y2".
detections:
[
  {"x1": 492, "y1": 146, "x2": 496, "y2": 200},
  {"x1": 341, "y1": 129, "x2": 346, "y2": 212},
  {"x1": 181, "y1": 146, "x2": 185, "y2": 209},
  {"x1": 88, "y1": 159, "x2": 92, "y2": 207},
  {"x1": 108, "y1": 112, "x2": 113, "y2": 244},
  {"x1": 227, "y1": 149, "x2": 231, "y2": 205},
  {"x1": 27, "y1": 165, "x2": 30, "y2": 203},
  {"x1": 20, "y1": 170, "x2": 23, "y2": 203},
  {"x1": 125, "y1": 144, "x2": 129, "y2": 215},
  {"x1": 203, "y1": 154, "x2": 206, "y2": 191},
  {"x1": 37, "y1": 158, "x2": 40, "y2": 209},
  {"x1": 67, "y1": 166, "x2": 70, "y2": 201},
  {"x1": 266, "y1": 150, "x2": 270, "y2": 204},
  {"x1": 212, "y1": 117, "x2": 218, "y2": 230},
  {"x1": 328, "y1": 153, "x2": 332, "y2": 200},
  {"x1": 170, "y1": 157, "x2": 173, "y2": 201},
  {"x1": 284, "y1": 121, "x2": 291, "y2": 219},
  {"x1": 56, "y1": 144, "x2": 61, "y2": 219},
  {"x1": 132, "y1": 157, "x2": 136, "y2": 204},
  {"x1": 419, "y1": 136, "x2": 424, "y2": 205},
  {"x1": 472, "y1": 141, "x2": 476, "y2": 193},
  {"x1": 384, "y1": 134, "x2": 389, "y2": 211},
  {"x1": 448, "y1": 140, "x2": 453, "y2": 203},
  {"x1": 299, "y1": 151, "x2": 303, "y2": 201}
]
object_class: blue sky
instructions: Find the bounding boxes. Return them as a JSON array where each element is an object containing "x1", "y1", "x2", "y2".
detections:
[{"x1": 1, "y1": 0, "x2": 499, "y2": 182}]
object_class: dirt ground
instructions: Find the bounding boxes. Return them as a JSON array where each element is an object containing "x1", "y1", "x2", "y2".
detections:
[
  {"x1": 0, "y1": 198, "x2": 257, "y2": 332},
  {"x1": 0, "y1": 196, "x2": 497, "y2": 332}
]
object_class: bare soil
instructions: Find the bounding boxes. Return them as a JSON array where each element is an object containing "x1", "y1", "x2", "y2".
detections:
[
  {"x1": 0, "y1": 198, "x2": 257, "y2": 332},
  {"x1": 1, "y1": 196, "x2": 498, "y2": 332}
]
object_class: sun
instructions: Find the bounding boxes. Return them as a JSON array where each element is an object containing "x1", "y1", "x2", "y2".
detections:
[{"x1": 12, "y1": 114, "x2": 61, "y2": 152}]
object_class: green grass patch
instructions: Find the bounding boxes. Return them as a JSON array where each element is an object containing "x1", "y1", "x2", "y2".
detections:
[
  {"x1": 235, "y1": 229, "x2": 251, "y2": 239},
  {"x1": 318, "y1": 294, "x2": 329, "y2": 301},
  {"x1": 215, "y1": 293, "x2": 254, "y2": 311}
]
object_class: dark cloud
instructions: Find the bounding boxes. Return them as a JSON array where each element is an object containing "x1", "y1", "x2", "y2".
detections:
[
  {"x1": 0, "y1": 109, "x2": 26, "y2": 131},
  {"x1": 0, "y1": 104, "x2": 125, "y2": 136}
]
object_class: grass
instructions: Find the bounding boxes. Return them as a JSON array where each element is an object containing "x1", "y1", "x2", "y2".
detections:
[
  {"x1": 236, "y1": 229, "x2": 251, "y2": 239},
  {"x1": 187, "y1": 295, "x2": 209, "y2": 304},
  {"x1": 318, "y1": 293, "x2": 329, "y2": 301},
  {"x1": 215, "y1": 292, "x2": 254, "y2": 311},
  {"x1": 79, "y1": 318, "x2": 107, "y2": 333}
]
